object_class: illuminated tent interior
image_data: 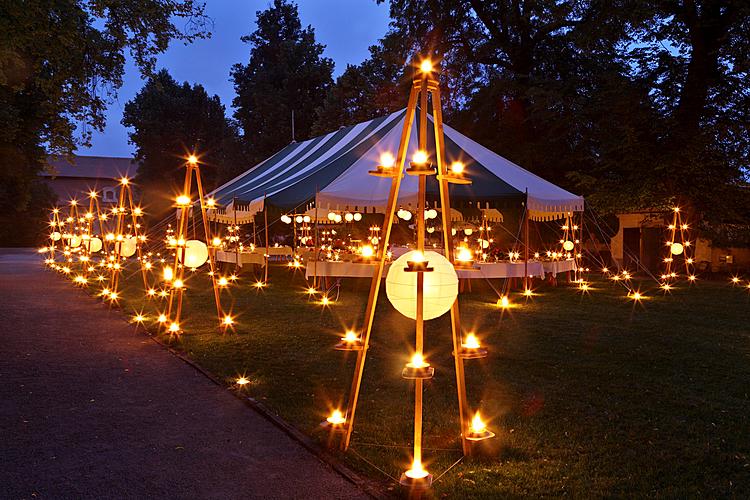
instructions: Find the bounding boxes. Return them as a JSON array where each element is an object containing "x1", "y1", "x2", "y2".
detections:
[{"x1": 208, "y1": 109, "x2": 584, "y2": 221}]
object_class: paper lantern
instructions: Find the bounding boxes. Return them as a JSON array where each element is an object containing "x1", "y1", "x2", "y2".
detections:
[
  {"x1": 345, "y1": 213, "x2": 354, "y2": 222},
  {"x1": 69, "y1": 235, "x2": 82, "y2": 248},
  {"x1": 353, "y1": 213, "x2": 362, "y2": 221},
  {"x1": 86, "y1": 237, "x2": 103, "y2": 253},
  {"x1": 281, "y1": 215, "x2": 292, "y2": 224},
  {"x1": 178, "y1": 239, "x2": 209, "y2": 268},
  {"x1": 51, "y1": 231, "x2": 61, "y2": 241},
  {"x1": 295, "y1": 215, "x2": 303, "y2": 224},
  {"x1": 563, "y1": 240, "x2": 575, "y2": 251},
  {"x1": 303, "y1": 215, "x2": 311, "y2": 223},
  {"x1": 425, "y1": 209, "x2": 438, "y2": 220},
  {"x1": 386, "y1": 250, "x2": 458, "y2": 321},
  {"x1": 334, "y1": 214, "x2": 342, "y2": 223},
  {"x1": 115, "y1": 236, "x2": 137, "y2": 257},
  {"x1": 670, "y1": 242, "x2": 684, "y2": 255},
  {"x1": 478, "y1": 239, "x2": 490, "y2": 249},
  {"x1": 327, "y1": 212, "x2": 336, "y2": 221}
]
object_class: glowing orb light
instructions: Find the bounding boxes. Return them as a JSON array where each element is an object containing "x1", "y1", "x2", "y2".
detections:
[
  {"x1": 385, "y1": 250, "x2": 458, "y2": 321},
  {"x1": 178, "y1": 239, "x2": 209, "y2": 268}
]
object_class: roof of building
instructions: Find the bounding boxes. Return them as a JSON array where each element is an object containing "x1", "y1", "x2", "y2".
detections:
[{"x1": 42, "y1": 155, "x2": 138, "y2": 180}]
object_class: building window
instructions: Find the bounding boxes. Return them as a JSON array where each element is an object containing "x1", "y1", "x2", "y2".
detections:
[{"x1": 103, "y1": 187, "x2": 116, "y2": 202}]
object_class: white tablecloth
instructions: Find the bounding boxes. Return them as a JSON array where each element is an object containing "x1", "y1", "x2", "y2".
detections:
[
  {"x1": 542, "y1": 259, "x2": 576, "y2": 277},
  {"x1": 266, "y1": 246, "x2": 293, "y2": 257},
  {"x1": 456, "y1": 261, "x2": 544, "y2": 279},
  {"x1": 215, "y1": 250, "x2": 265, "y2": 267},
  {"x1": 305, "y1": 261, "x2": 385, "y2": 279}
]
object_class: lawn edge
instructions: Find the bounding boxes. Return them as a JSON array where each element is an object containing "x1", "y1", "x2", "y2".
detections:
[{"x1": 120, "y1": 315, "x2": 391, "y2": 499}]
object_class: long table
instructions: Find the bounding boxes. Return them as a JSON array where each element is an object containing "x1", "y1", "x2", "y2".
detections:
[
  {"x1": 215, "y1": 250, "x2": 265, "y2": 268},
  {"x1": 305, "y1": 259, "x2": 576, "y2": 279}
]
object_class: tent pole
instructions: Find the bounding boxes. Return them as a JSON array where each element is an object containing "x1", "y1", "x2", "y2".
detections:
[
  {"x1": 314, "y1": 190, "x2": 319, "y2": 289},
  {"x1": 524, "y1": 189, "x2": 529, "y2": 292},
  {"x1": 264, "y1": 195, "x2": 269, "y2": 284}
]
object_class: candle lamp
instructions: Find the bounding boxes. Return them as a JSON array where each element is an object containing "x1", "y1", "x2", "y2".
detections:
[
  {"x1": 402, "y1": 353, "x2": 434, "y2": 380},
  {"x1": 406, "y1": 150, "x2": 436, "y2": 176},
  {"x1": 465, "y1": 412, "x2": 495, "y2": 441},
  {"x1": 335, "y1": 330, "x2": 364, "y2": 351},
  {"x1": 369, "y1": 152, "x2": 399, "y2": 177},
  {"x1": 320, "y1": 409, "x2": 348, "y2": 432},
  {"x1": 455, "y1": 333, "x2": 488, "y2": 359}
]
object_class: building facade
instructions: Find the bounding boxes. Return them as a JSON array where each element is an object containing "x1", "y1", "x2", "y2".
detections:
[{"x1": 41, "y1": 155, "x2": 138, "y2": 205}]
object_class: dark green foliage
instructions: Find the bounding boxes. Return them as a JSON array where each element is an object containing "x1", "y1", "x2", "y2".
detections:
[
  {"x1": 122, "y1": 69, "x2": 243, "y2": 207},
  {"x1": 231, "y1": 0, "x2": 334, "y2": 165},
  {"x1": 0, "y1": 0, "x2": 209, "y2": 245}
]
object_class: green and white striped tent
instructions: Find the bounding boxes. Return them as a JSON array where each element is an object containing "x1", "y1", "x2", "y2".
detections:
[{"x1": 209, "y1": 109, "x2": 583, "y2": 221}]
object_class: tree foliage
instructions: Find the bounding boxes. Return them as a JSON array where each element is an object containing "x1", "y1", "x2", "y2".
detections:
[
  {"x1": 231, "y1": 0, "x2": 334, "y2": 164},
  {"x1": 0, "y1": 0, "x2": 209, "y2": 244},
  {"x1": 123, "y1": 69, "x2": 242, "y2": 191},
  {"x1": 347, "y1": 0, "x2": 750, "y2": 228}
]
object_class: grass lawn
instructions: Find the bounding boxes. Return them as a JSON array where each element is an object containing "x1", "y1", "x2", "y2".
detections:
[{"x1": 101, "y1": 263, "x2": 749, "y2": 497}]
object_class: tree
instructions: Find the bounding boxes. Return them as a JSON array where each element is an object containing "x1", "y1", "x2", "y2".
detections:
[
  {"x1": 231, "y1": 0, "x2": 334, "y2": 164},
  {"x1": 376, "y1": 0, "x2": 750, "y2": 227},
  {"x1": 122, "y1": 69, "x2": 243, "y2": 218},
  {"x1": 312, "y1": 33, "x2": 411, "y2": 135},
  {"x1": 0, "y1": 0, "x2": 209, "y2": 245}
]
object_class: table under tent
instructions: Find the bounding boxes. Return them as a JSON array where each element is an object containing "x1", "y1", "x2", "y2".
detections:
[{"x1": 206, "y1": 108, "x2": 584, "y2": 287}]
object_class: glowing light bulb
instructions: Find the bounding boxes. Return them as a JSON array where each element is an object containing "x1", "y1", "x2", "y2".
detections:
[
  {"x1": 471, "y1": 412, "x2": 487, "y2": 434},
  {"x1": 419, "y1": 59, "x2": 433, "y2": 73},
  {"x1": 187, "y1": 155, "x2": 198, "y2": 165},
  {"x1": 212, "y1": 237, "x2": 222, "y2": 247},
  {"x1": 222, "y1": 315, "x2": 234, "y2": 326},
  {"x1": 173, "y1": 279, "x2": 184, "y2": 289},
  {"x1": 412, "y1": 150, "x2": 428, "y2": 165},
  {"x1": 176, "y1": 195, "x2": 191, "y2": 206},
  {"x1": 408, "y1": 353, "x2": 426, "y2": 368},
  {"x1": 688, "y1": 275, "x2": 696, "y2": 281},
  {"x1": 450, "y1": 161, "x2": 464, "y2": 174},
  {"x1": 497, "y1": 296, "x2": 510, "y2": 308},
  {"x1": 168, "y1": 322, "x2": 180, "y2": 333},
  {"x1": 236, "y1": 376, "x2": 249, "y2": 386},
  {"x1": 306, "y1": 287, "x2": 317, "y2": 295},
  {"x1": 206, "y1": 197, "x2": 216, "y2": 208},
  {"x1": 342, "y1": 330, "x2": 359, "y2": 343},
  {"x1": 731, "y1": 276, "x2": 740, "y2": 284},
  {"x1": 523, "y1": 289, "x2": 533, "y2": 297},
  {"x1": 321, "y1": 295, "x2": 330, "y2": 306},
  {"x1": 456, "y1": 247, "x2": 473, "y2": 262},
  {"x1": 326, "y1": 409, "x2": 346, "y2": 425},
  {"x1": 463, "y1": 333, "x2": 480, "y2": 350},
  {"x1": 133, "y1": 314, "x2": 146, "y2": 323},
  {"x1": 405, "y1": 460, "x2": 429, "y2": 479},
  {"x1": 163, "y1": 266, "x2": 173, "y2": 282},
  {"x1": 361, "y1": 245, "x2": 374, "y2": 258},
  {"x1": 254, "y1": 281, "x2": 265, "y2": 289},
  {"x1": 158, "y1": 314, "x2": 167, "y2": 323},
  {"x1": 631, "y1": 292, "x2": 642, "y2": 301}
]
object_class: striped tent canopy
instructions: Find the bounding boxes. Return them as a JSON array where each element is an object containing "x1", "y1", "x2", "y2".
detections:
[{"x1": 209, "y1": 109, "x2": 583, "y2": 221}]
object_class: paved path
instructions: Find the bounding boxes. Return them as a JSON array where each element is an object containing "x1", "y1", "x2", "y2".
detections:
[{"x1": 0, "y1": 250, "x2": 369, "y2": 499}]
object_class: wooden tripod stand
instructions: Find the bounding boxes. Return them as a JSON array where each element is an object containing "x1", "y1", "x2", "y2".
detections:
[
  {"x1": 326, "y1": 59, "x2": 493, "y2": 488},
  {"x1": 164, "y1": 156, "x2": 227, "y2": 333},
  {"x1": 662, "y1": 206, "x2": 694, "y2": 283}
]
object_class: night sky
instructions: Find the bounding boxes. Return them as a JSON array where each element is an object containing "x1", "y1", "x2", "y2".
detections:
[{"x1": 82, "y1": 0, "x2": 391, "y2": 157}]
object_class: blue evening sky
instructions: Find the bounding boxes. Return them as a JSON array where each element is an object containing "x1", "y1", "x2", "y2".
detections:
[{"x1": 82, "y1": 0, "x2": 391, "y2": 157}]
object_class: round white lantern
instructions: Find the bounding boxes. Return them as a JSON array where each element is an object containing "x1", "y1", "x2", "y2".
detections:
[
  {"x1": 479, "y1": 238, "x2": 490, "y2": 249},
  {"x1": 86, "y1": 237, "x2": 103, "y2": 253},
  {"x1": 345, "y1": 213, "x2": 354, "y2": 222},
  {"x1": 281, "y1": 215, "x2": 292, "y2": 224},
  {"x1": 69, "y1": 235, "x2": 82, "y2": 248},
  {"x1": 670, "y1": 242, "x2": 684, "y2": 255},
  {"x1": 116, "y1": 236, "x2": 137, "y2": 257},
  {"x1": 51, "y1": 231, "x2": 62, "y2": 241},
  {"x1": 334, "y1": 214, "x2": 342, "y2": 223},
  {"x1": 295, "y1": 215, "x2": 303, "y2": 224},
  {"x1": 303, "y1": 215, "x2": 311, "y2": 223},
  {"x1": 386, "y1": 250, "x2": 458, "y2": 321},
  {"x1": 563, "y1": 240, "x2": 575, "y2": 251},
  {"x1": 327, "y1": 212, "x2": 336, "y2": 221},
  {"x1": 178, "y1": 239, "x2": 209, "y2": 268},
  {"x1": 353, "y1": 213, "x2": 362, "y2": 221}
]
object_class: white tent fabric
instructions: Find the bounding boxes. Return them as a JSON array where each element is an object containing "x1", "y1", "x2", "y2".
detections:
[{"x1": 316, "y1": 113, "x2": 583, "y2": 220}]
